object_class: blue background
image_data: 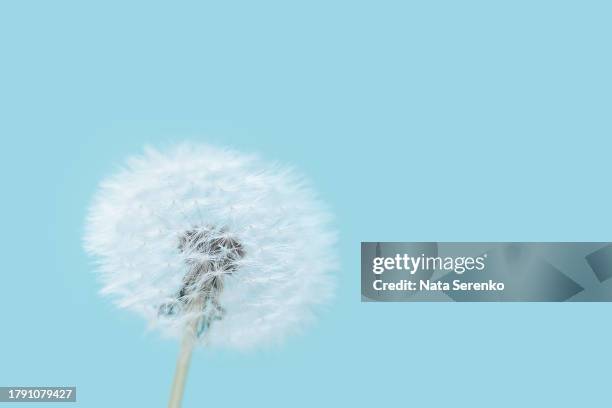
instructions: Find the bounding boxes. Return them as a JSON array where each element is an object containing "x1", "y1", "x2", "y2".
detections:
[{"x1": 1, "y1": 1, "x2": 611, "y2": 407}]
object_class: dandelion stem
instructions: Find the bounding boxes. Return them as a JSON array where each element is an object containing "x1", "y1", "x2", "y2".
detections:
[{"x1": 168, "y1": 315, "x2": 199, "y2": 408}]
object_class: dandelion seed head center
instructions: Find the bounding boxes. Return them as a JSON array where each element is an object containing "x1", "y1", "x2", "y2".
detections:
[
  {"x1": 158, "y1": 226, "x2": 246, "y2": 328},
  {"x1": 179, "y1": 227, "x2": 245, "y2": 275}
]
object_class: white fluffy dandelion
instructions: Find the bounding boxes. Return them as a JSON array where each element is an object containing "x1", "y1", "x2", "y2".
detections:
[{"x1": 84, "y1": 143, "x2": 337, "y2": 407}]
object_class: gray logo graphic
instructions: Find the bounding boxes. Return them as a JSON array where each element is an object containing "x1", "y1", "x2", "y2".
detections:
[{"x1": 362, "y1": 242, "x2": 612, "y2": 302}]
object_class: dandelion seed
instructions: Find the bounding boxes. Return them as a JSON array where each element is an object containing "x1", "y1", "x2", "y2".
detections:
[{"x1": 84, "y1": 142, "x2": 337, "y2": 407}]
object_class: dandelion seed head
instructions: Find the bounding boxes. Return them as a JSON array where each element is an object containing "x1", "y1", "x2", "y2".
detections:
[{"x1": 84, "y1": 143, "x2": 337, "y2": 349}]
